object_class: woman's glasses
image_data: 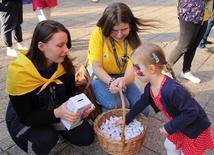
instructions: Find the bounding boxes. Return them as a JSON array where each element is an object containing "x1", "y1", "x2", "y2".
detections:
[
  {"x1": 133, "y1": 64, "x2": 144, "y2": 76},
  {"x1": 111, "y1": 27, "x2": 130, "y2": 36}
]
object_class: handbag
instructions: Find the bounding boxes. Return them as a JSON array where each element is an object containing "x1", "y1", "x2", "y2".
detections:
[{"x1": 75, "y1": 61, "x2": 101, "y2": 121}]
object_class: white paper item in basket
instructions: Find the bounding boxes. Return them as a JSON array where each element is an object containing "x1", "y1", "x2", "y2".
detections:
[
  {"x1": 100, "y1": 116, "x2": 144, "y2": 140},
  {"x1": 61, "y1": 93, "x2": 92, "y2": 130}
]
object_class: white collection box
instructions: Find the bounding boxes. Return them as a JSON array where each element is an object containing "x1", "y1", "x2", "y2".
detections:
[{"x1": 61, "y1": 93, "x2": 92, "y2": 130}]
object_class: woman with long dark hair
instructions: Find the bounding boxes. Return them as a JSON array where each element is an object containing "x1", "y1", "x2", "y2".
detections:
[
  {"x1": 87, "y1": 2, "x2": 157, "y2": 116},
  {"x1": 6, "y1": 20, "x2": 95, "y2": 154}
]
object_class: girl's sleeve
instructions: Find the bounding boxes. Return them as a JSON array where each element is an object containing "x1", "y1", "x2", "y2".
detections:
[
  {"x1": 125, "y1": 84, "x2": 150, "y2": 125},
  {"x1": 163, "y1": 85, "x2": 199, "y2": 135}
]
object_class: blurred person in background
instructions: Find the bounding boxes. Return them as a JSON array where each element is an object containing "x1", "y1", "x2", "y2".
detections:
[
  {"x1": 32, "y1": 0, "x2": 58, "y2": 22},
  {"x1": 166, "y1": 0, "x2": 211, "y2": 83},
  {"x1": 0, "y1": 0, "x2": 28, "y2": 57}
]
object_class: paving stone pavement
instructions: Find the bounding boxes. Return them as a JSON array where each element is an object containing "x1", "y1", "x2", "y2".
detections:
[{"x1": 0, "y1": 0, "x2": 214, "y2": 154}]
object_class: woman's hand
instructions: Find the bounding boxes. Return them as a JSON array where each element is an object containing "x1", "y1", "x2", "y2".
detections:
[
  {"x1": 159, "y1": 127, "x2": 168, "y2": 135},
  {"x1": 54, "y1": 101, "x2": 81, "y2": 124},
  {"x1": 115, "y1": 118, "x2": 123, "y2": 127},
  {"x1": 109, "y1": 77, "x2": 125, "y2": 94},
  {"x1": 83, "y1": 104, "x2": 95, "y2": 118}
]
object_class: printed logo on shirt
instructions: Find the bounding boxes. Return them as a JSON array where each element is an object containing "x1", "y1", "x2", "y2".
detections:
[{"x1": 103, "y1": 54, "x2": 108, "y2": 59}]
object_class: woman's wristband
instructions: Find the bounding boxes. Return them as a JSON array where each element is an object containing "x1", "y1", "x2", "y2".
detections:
[{"x1": 106, "y1": 78, "x2": 116, "y2": 91}]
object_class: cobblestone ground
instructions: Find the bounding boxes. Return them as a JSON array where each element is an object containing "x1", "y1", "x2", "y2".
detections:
[{"x1": 0, "y1": 0, "x2": 214, "y2": 154}]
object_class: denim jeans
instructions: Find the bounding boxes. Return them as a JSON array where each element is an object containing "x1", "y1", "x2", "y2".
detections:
[
  {"x1": 167, "y1": 19, "x2": 208, "y2": 73},
  {"x1": 86, "y1": 66, "x2": 150, "y2": 117},
  {"x1": 198, "y1": 17, "x2": 214, "y2": 48}
]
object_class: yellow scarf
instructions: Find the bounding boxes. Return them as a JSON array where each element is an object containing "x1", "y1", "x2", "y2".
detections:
[{"x1": 6, "y1": 51, "x2": 66, "y2": 95}]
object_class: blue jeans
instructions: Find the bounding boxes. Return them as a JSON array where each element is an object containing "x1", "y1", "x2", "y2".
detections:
[
  {"x1": 167, "y1": 19, "x2": 208, "y2": 72},
  {"x1": 198, "y1": 17, "x2": 214, "y2": 48},
  {"x1": 86, "y1": 66, "x2": 150, "y2": 117}
]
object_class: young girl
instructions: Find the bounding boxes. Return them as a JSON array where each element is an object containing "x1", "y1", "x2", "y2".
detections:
[{"x1": 116, "y1": 43, "x2": 214, "y2": 155}]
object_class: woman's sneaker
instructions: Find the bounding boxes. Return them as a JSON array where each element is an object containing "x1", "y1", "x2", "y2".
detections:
[
  {"x1": 91, "y1": 0, "x2": 100, "y2": 2},
  {"x1": 180, "y1": 71, "x2": 201, "y2": 83},
  {"x1": 17, "y1": 43, "x2": 29, "y2": 50},
  {"x1": 7, "y1": 48, "x2": 18, "y2": 57}
]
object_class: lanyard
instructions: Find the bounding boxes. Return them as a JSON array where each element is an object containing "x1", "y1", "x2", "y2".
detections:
[{"x1": 110, "y1": 38, "x2": 127, "y2": 73}]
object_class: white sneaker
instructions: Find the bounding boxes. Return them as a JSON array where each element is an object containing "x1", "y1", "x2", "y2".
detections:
[
  {"x1": 7, "y1": 48, "x2": 18, "y2": 57},
  {"x1": 180, "y1": 71, "x2": 201, "y2": 83},
  {"x1": 91, "y1": 0, "x2": 100, "y2": 2},
  {"x1": 17, "y1": 43, "x2": 29, "y2": 50}
]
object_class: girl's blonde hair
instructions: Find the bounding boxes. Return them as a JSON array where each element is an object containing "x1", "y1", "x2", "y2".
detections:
[{"x1": 131, "y1": 43, "x2": 195, "y2": 97}]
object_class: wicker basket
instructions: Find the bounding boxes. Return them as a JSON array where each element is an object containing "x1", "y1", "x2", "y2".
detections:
[{"x1": 94, "y1": 89, "x2": 148, "y2": 155}]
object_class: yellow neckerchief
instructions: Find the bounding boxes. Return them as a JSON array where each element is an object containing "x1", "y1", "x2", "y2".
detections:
[{"x1": 6, "y1": 50, "x2": 66, "y2": 96}]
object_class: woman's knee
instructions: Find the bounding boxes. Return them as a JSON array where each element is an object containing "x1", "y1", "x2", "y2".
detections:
[
  {"x1": 62, "y1": 120, "x2": 95, "y2": 146},
  {"x1": 29, "y1": 127, "x2": 58, "y2": 154}
]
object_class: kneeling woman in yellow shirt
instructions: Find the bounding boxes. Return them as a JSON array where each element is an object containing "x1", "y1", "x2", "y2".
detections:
[{"x1": 87, "y1": 2, "x2": 156, "y2": 116}]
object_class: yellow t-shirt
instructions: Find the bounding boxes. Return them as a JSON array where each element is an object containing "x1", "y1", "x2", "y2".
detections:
[
  {"x1": 87, "y1": 27, "x2": 133, "y2": 74},
  {"x1": 204, "y1": 1, "x2": 211, "y2": 21}
]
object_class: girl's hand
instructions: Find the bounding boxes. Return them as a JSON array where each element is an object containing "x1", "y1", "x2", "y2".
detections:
[
  {"x1": 159, "y1": 127, "x2": 168, "y2": 135},
  {"x1": 83, "y1": 104, "x2": 95, "y2": 118},
  {"x1": 115, "y1": 119, "x2": 123, "y2": 127},
  {"x1": 54, "y1": 101, "x2": 81, "y2": 124}
]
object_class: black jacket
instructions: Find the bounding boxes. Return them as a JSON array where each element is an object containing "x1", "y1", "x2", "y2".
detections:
[
  {"x1": 6, "y1": 63, "x2": 76, "y2": 152},
  {"x1": 2, "y1": 0, "x2": 22, "y2": 3},
  {"x1": 126, "y1": 76, "x2": 211, "y2": 139},
  {"x1": 0, "y1": 3, "x2": 7, "y2": 11}
]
